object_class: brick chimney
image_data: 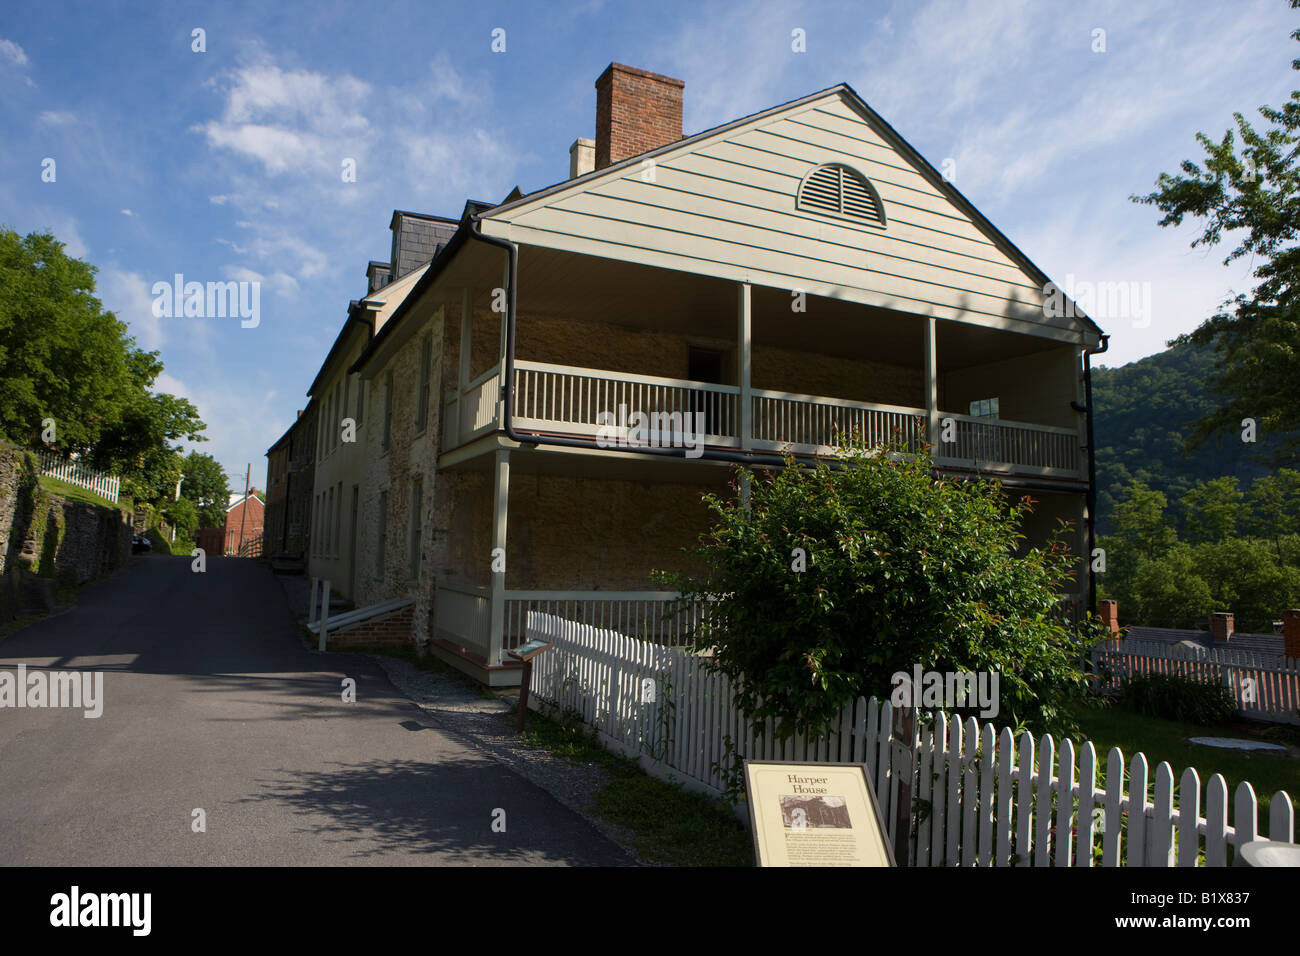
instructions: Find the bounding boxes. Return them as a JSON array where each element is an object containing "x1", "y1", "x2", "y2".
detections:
[
  {"x1": 1284, "y1": 609, "x2": 1300, "y2": 663},
  {"x1": 1209, "y1": 612, "x2": 1234, "y2": 643},
  {"x1": 1098, "y1": 600, "x2": 1119, "y2": 637},
  {"x1": 594, "y1": 63, "x2": 684, "y2": 170}
]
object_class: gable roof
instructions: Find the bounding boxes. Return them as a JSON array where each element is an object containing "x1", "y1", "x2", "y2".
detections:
[{"x1": 485, "y1": 83, "x2": 1103, "y2": 344}]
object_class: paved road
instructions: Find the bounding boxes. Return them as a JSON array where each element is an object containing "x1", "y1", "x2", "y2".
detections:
[{"x1": 0, "y1": 556, "x2": 629, "y2": 866}]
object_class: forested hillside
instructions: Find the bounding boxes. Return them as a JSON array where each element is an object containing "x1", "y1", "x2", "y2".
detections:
[{"x1": 1091, "y1": 343, "x2": 1292, "y2": 534}]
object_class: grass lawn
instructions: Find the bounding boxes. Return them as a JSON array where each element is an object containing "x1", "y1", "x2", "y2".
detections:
[
  {"x1": 1070, "y1": 700, "x2": 1300, "y2": 840},
  {"x1": 520, "y1": 710, "x2": 754, "y2": 867},
  {"x1": 37, "y1": 475, "x2": 120, "y2": 509}
]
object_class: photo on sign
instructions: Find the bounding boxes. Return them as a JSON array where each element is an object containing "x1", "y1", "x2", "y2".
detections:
[{"x1": 780, "y1": 794, "x2": 852, "y2": 829}]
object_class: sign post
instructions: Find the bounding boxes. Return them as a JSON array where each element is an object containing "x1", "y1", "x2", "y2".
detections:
[{"x1": 507, "y1": 639, "x2": 553, "y2": 732}]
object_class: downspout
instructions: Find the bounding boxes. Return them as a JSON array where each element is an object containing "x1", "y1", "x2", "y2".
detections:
[{"x1": 1082, "y1": 333, "x2": 1110, "y2": 615}]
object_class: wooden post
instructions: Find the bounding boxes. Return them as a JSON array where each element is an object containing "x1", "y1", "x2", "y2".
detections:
[
  {"x1": 891, "y1": 703, "x2": 916, "y2": 867},
  {"x1": 517, "y1": 658, "x2": 533, "y2": 732},
  {"x1": 237, "y1": 463, "x2": 251, "y2": 556},
  {"x1": 738, "y1": 282, "x2": 752, "y2": 450},
  {"x1": 488, "y1": 449, "x2": 510, "y2": 665},
  {"x1": 319, "y1": 579, "x2": 331, "y2": 652},
  {"x1": 924, "y1": 317, "x2": 939, "y2": 450}
]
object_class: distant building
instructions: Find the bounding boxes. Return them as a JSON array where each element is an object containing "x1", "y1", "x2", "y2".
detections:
[
  {"x1": 223, "y1": 490, "x2": 265, "y2": 556},
  {"x1": 264, "y1": 400, "x2": 317, "y2": 562}
]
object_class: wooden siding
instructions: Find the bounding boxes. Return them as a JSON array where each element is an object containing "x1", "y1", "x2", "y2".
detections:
[{"x1": 485, "y1": 92, "x2": 1086, "y2": 344}]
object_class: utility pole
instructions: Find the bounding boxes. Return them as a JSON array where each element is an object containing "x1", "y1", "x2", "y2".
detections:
[{"x1": 237, "y1": 463, "x2": 251, "y2": 557}]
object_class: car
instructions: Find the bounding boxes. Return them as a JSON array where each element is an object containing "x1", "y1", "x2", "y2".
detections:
[{"x1": 131, "y1": 534, "x2": 152, "y2": 554}]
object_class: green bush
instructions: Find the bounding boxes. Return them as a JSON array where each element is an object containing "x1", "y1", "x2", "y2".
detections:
[
  {"x1": 1122, "y1": 672, "x2": 1237, "y2": 725},
  {"x1": 658, "y1": 434, "x2": 1106, "y2": 740}
]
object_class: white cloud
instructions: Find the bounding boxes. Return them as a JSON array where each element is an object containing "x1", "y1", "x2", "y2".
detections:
[
  {"x1": 100, "y1": 269, "x2": 165, "y2": 351},
  {"x1": 0, "y1": 37, "x2": 28, "y2": 67},
  {"x1": 120, "y1": 208, "x2": 133, "y2": 217},
  {"x1": 37, "y1": 109, "x2": 76, "y2": 126}
]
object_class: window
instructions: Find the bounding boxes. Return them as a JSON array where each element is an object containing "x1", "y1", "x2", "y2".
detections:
[
  {"x1": 969, "y1": 397, "x2": 999, "y2": 419},
  {"x1": 796, "y1": 162, "x2": 886, "y2": 227},
  {"x1": 355, "y1": 376, "x2": 365, "y2": 427},
  {"x1": 375, "y1": 491, "x2": 388, "y2": 577},
  {"x1": 409, "y1": 477, "x2": 423, "y2": 581},
  {"x1": 382, "y1": 371, "x2": 394, "y2": 452},
  {"x1": 416, "y1": 337, "x2": 432, "y2": 433},
  {"x1": 325, "y1": 486, "x2": 334, "y2": 553}
]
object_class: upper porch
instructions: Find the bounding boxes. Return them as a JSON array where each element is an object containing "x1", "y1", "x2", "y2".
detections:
[{"x1": 436, "y1": 245, "x2": 1089, "y2": 484}]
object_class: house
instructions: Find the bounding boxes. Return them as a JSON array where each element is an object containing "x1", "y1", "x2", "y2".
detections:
[
  {"x1": 300, "y1": 212, "x2": 458, "y2": 602},
  {"x1": 264, "y1": 399, "x2": 318, "y2": 565},
  {"x1": 223, "y1": 490, "x2": 264, "y2": 556},
  {"x1": 285, "y1": 63, "x2": 1107, "y2": 684}
]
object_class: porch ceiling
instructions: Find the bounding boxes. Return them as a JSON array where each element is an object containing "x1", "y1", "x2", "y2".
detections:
[{"x1": 515, "y1": 245, "x2": 1068, "y2": 370}]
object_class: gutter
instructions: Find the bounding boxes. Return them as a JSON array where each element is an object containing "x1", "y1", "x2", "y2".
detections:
[{"x1": 1082, "y1": 333, "x2": 1111, "y2": 614}]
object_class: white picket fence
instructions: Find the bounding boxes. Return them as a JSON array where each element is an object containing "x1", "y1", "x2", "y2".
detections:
[
  {"x1": 525, "y1": 612, "x2": 1297, "y2": 866},
  {"x1": 37, "y1": 451, "x2": 120, "y2": 503},
  {"x1": 1092, "y1": 638, "x2": 1300, "y2": 727}
]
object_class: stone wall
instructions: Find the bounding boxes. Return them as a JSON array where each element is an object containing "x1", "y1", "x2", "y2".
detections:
[{"x1": 0, "y1": 444, "x2": 132, "y2": 619}]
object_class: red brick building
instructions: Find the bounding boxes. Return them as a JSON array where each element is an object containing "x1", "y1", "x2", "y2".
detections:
[{"x1": 222, "y1": 491, "x2": 265, "y2": 555}]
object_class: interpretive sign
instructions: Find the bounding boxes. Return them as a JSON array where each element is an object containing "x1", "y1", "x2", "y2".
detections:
[{"x1": 743, "y1": 761, "x2": 896, "y2": 867}]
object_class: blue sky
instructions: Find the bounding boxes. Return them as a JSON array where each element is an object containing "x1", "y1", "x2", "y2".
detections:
[{"x1": 1, "y1": 0, "x2": 1296, "y2": 487}]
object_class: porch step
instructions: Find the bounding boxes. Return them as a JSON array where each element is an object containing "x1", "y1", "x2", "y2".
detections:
[{"x1": 307, "y1": 597, "x2": 413, "y2": 637}]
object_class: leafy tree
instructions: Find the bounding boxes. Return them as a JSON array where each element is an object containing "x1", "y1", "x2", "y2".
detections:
[
  {"x1": 658, "y1": 437, "x2": 1104, "y2": 740},
  {"x1": 1244, "y1": 468, "x2": 1300, "y2": 556},
  {"x1": 161, "y1": 496, "x2": 199, "y2": 545},
  {"x1": 1182, "y1": 477, "x2": 1243, "y2": 543},
  {"x1": 0, "y1": 228, "x2": 206, "y2": 505},
  {"x1": 1110, "y1": 481, "x2": 1176, "y2": 560},
  {"x1": 178, "y1": 451, "x2": 230, "y2": 528},
  {"x1": 1132, "y1": 3, "x2": 1300, "y2": 460},
  {"x1": 1125, "y1": 545, "x2": 1215, "y2": 630}
]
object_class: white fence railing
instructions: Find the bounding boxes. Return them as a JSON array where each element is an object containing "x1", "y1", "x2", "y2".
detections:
[
  {"x1": 1093, "y1": 638, "x2": 1300, "y2": 727},
  {"x1": 38, "y1": 451, "x2": 120, "y2": 503},
  {"x1": 750, "y1": 390, "x2": 925, "y2": 456},
  {"x1": 938, "y1": 414, "x2": 1080, "y2": 476},
  {"x1": 512, "y1": 360, "x2": 740, "y2": 445},
  {"x1": 525, "y1": 612, "x2": 1297, "y2": 866},
  {"x1": 503, "y1": 590, "x2": 704, "y2": 652},
  {"x1": 439, "y1": 359, "x2": 1083, "y2": 479},
  {"x1": 433, "y1": 583, "x2": 492, "y2": 657}
]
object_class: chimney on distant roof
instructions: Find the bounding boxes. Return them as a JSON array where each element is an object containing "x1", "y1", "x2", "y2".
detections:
[
  {"x1": 1098, "y1": 600, "x2": 1119, "y2": 638},
  {"x1": 1284, "y1": 609, "x2": 1300, "y2": 662},
  {"x1": 1209, "y1": 612, "x2": 1234, "y2": 643},
  {"x1": 570, "y1": 137, "x2": 595, "y2": 178},
  {"x1": 594, "y1": 63, "x2": 684, "y2": 170}
]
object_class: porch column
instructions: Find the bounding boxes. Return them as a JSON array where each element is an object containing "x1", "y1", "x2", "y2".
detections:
[
  {"x1": 488, "y1": 447, "x2": 510, "y2": 665},
  {"x1": 924, "y1": 316, "x2": 939, "y2": 449},
  {"x1": 738, "y1": 282, "x2": 752, "y2": 450}
]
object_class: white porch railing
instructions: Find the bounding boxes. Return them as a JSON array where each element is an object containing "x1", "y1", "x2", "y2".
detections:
[
  {"x1": 439, "y1": 359, "x2": 1085, "y2": 480},
  {"x1": 750, "y1": 389, "x2": 925, "y2": 456},
  {"x1": 513, "y1": 360, "x2": 739, "y2": 446},
  {"x1": 432, "y1": 586, "x2": 703, "y2": 662},
  {"x1": 502, "y1": 590, "x2": 704, "y2": 651},
  {"x1": 936, "y1": 414, "x2": 1080, "y2": 477},
  {"x1": 38, "y1": 451, "x2": 120, "y2": 503},
  {"x1": 433, "y1": 582, "x2": 492, "y2": 657}
]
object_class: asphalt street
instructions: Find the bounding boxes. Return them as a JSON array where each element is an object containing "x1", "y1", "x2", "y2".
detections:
[{"x1": 0, "y1": 555, "x2": 629, "y2": 865}]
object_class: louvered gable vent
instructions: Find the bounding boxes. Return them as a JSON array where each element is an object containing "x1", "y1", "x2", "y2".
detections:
[{"x1": 797, "y1": 163, "x2": 886, "y2": 227}]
